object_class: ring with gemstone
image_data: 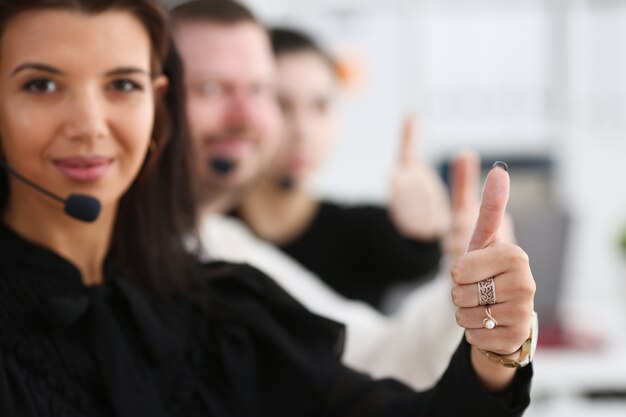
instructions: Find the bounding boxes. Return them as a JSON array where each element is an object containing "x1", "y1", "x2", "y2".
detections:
[
  {"x1": 482, "y1": 307, "x2": 498, "y2": 330},
  {"x1": 477, "y1": 277, "x2": 496, "y2": 306}
]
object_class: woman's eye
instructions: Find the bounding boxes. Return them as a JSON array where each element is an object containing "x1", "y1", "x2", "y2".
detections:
[
  {"x1": 22, "y1": 79, "x2": 57, "y2": 94},
  {"x1": 109, "y1": 79, "x2": 143, "y2": 92}
]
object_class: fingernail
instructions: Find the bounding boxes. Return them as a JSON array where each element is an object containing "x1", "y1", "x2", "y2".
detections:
[{"x1": 492, "y1": 161, "x2": 508, "y2": 172}]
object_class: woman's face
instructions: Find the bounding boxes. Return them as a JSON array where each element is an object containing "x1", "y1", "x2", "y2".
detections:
[
  {"x1": 273, "y1": 50, "x2": 337, "y2": 186},
  {"x1": 0, "y1": 9, "x2": 166, "y2": 213}
]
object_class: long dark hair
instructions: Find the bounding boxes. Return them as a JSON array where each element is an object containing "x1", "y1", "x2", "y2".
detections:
[{"x1": 0, "y1": 0, "x2": 200, "y2": 294}]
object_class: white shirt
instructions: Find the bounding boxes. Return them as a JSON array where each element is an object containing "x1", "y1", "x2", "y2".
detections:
[{"x1": 198, "y1": 213, "x2": 464, "y2": 390}]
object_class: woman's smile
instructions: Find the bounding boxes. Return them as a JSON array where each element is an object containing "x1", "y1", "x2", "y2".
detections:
[{"x1": 53, "y1": 155, "x2": 113, "y2": 182}]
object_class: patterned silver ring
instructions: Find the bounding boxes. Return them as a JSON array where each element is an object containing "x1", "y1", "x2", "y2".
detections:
[{"x1": 477, "y1": 277, "x2": 496, "y2": 306}]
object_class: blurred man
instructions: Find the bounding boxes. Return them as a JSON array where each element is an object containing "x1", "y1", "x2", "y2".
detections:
[{"x1": 172, "y1": 1, "x2": 281, "y2": 214}]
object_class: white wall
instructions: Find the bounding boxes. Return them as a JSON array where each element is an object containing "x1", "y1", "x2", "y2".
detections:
[
  {"x1": 250, "y1": 0, "x2": 560, "y2": 202},
  {"x1": 560, "y1": 0, "x2": 626, "y2": 331}
]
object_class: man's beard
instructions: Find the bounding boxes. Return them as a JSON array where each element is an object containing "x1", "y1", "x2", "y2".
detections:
[{"x1": 194, "y1": 125, "x2": 261, "y2": 205}]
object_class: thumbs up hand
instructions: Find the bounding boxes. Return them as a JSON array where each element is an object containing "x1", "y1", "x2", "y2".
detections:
[
  {"x1": 450, "y1": 162, "x2": 536, "y2": 391},
  {"x1": 389, "y1": 116, "x2": 449, "y2": 240}
]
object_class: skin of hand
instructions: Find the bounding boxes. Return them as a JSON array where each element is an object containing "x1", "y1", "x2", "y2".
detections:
[
  {"x1": 443, "y1": 152, "x2": 516, "y2": 262},
  {"x1": 388, "y1": 116, "x2": 450, "y2": 241},
  {"x1": 450, "y1": 163, "x2": 536, "y2": 392}
]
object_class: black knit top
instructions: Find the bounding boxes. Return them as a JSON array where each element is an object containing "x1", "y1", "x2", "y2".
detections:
[
  {"x1": 0, "y1": 223, "x2": 532, "y2": 416},
  {"x1": 277, "y1": 202, "x2": 442, "y2": 309}
]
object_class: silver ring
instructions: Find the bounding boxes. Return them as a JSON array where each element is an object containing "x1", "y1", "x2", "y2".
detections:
[
  {"x1": 482, "y1": 307, "x2": 498, "y2": 330},
  {"x1": 477, "y1": 277, "x2": 496, "y2": 306}
]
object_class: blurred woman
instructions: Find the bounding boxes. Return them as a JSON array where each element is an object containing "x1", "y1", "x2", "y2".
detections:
[{"x1": 237, "y1": 28, "x2": 449, "y2": 310}]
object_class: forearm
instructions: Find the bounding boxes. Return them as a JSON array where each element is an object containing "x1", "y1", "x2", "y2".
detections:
[{"x1": 321, "y1": 339, "x2": 531, "y2": 417}]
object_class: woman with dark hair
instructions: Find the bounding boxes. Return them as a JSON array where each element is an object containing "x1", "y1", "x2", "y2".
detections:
[
  {"x1": 0, "y1": 0, "x2": 198, "y2": 294},
  {"x1": 0, "y1": 0, "x2": 535, "y2": 415},
  {"x1": 236, "y1": 27, "x2": 449, "y2": 311}
]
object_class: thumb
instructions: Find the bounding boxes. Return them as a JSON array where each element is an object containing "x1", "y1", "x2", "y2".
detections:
[
  {"x1": 450, "y1": 151, "x2": 481, "y2": 214},
  {"x1": 467, "y1": 162, "x2": 509, "y2": 252},
  {"x1": 398, "y1": 115, "x2": 419, "y2": 167}
]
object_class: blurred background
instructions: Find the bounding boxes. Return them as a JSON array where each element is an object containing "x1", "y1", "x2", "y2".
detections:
[{"x1": 166, "y1": 0, "x2": 626, "y2": 415}]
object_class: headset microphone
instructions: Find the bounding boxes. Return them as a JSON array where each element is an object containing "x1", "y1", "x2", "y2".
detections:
[
  {"x1": 277, "y1": 175, "x2": 295, "y2": 191},
  {"x1": 0, "y1": 160, "x2": 101, "y2": 223},
  {"x1": 210, "y1": 157, "x2": 236, "y2": 175}
]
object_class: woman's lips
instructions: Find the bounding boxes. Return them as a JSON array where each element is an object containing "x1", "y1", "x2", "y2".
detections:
[{"x1": 53, "y1": 156, "x2": 113, "y2": 182}]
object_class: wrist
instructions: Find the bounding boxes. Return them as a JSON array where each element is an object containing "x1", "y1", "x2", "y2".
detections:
[{"x1": 470, "y1": 346, "x2": 516, "y2": 392}]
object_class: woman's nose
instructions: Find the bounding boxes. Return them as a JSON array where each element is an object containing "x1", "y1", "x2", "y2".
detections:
[{"x1": 62, "y1": 88, "x2": 108, "y2": 142}]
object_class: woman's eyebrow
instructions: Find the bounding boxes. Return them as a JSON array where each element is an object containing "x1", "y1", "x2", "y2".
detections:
[
  {"x1": 11, "y1": 62, "x2": 63, "y2": 77},
  {"x1": 106, "y1": 67, "x2": 150, "y2": 77}
]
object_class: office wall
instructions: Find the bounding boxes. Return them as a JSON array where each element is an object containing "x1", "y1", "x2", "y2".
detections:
[{"x1": 252, "y1": 0, "x2": 558, "y2": 202}]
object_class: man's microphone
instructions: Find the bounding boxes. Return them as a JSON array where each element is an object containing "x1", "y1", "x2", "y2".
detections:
[
  {"x1": 210, "y1": 157, "x2": 235, "y2": 175},
  {"x1": 0, "y1": 160, "x2": 101, "y2": 222}
]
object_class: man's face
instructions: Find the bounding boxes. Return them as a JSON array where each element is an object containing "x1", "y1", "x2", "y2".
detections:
[{"x1": 174, "y1": 21, "x2": 280, "y2": 201}]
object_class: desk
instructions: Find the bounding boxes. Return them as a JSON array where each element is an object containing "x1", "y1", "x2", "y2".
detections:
[
  {"x1": 528, "y1": 318, "x2": 626, "y2": 416},
  {"x1": 527, "y1": 397, "x2": 626, "y2": 417},
  {"x1": 527, "y1": 347, "x2": 626, "y2": 416},
  {"x1": 532, "y1": 345, "x2": 626, "y2": 398}
]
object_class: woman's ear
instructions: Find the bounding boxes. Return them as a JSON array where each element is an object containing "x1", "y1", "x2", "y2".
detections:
[{"x1": 152, "y1": 75, "x2": 169, "y2": 98}]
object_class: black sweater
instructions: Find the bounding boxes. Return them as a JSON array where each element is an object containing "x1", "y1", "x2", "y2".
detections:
[
  {"x1": 0, "y1": 223, "x2": 531, "y2": 416},
  {"x1": 277, "y1": 202, "x2": 442, "y2": 309}
]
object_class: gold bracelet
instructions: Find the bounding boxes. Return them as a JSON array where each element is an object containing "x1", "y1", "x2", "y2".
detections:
[{"x1": 477, "y1": 348, "x2": 525, "y2": 368}]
